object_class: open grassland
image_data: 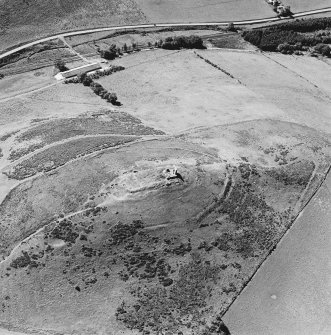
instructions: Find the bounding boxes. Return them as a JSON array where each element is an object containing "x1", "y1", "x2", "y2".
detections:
[
  {"x1": 0, "y1": 83, "x2": 112, "y2": 134},
  {"x1": 0, "y1": 0, "x2": 147, "y2": 52},
  {"x1": 5, "y1": 135, "x2": 139, "y2": 180},
  {"x1": 103, "y1": 49, "x2": 287, "y2": 133},
  {"x1": 195, "y1": 50, "x2": 331, "y2": 133},
  {"x1": 7, "y1": 111, "x2": 164, "y2": 161},
  {"x1": 103, "y1": 48, "x2": 331, "y2": 134},
  {"x1": 0, "y1": 68, "x2": 55, "y2": 100}
]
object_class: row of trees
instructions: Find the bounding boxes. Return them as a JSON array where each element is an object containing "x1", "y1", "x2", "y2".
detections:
[{"x1": 64, "y1": 68, "x2": 124, "y2": 105}]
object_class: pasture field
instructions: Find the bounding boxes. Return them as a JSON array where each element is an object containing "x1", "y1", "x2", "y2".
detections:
[
  {"x1": 103, "y1": 49, "x2": 287, "y2": 133},
  {"x1": 195, "y1": 50, "x2": 331, "y2": 133},
  {"x1": 0, "y1": 82, "x2": 111, "y2": 134},
  {"x1": 287, "y1": 0, "x2": 331, "y2": 12},
  {"x1": 0, "y1": 68, "x2": 55, "y2": 100},
  {"x1": 135, "y1": 0, "x2": 273, "y2": 23}
]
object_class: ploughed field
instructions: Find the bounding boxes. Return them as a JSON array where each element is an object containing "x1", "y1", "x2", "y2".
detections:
[{"x1": 0, "y1": 45, "x2": 330, "y2": 335}]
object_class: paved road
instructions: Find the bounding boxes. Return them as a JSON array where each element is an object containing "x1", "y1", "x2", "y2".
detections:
[{"x1": 0, "y1": 7, "x2": 330, "y2": 60}]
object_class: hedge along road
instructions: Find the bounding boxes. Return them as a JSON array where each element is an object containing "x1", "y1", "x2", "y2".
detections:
[{"x1": 0, "y1": 7, "x2": 330, "y2": 60}]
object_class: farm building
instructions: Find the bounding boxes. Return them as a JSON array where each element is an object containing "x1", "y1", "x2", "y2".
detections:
[{"x1": 55, "y1": 62, "x2": 101, "y2": 80}]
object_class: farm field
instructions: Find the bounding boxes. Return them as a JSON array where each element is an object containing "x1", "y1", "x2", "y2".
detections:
[
  {"x1": 287, "y1": 0, "x2": 331, "y2": 12},
  {"x1": 135, "y1": 0, "x2": 273, "y2": 23},
  {"x1": 223, "y1": 171, "x2": 331, "y2": 335},
  {"x1": 0, "y1": 83, "x2": 111, "y2": 135},
  {"x1": 195, "y1": 50, "x2": 331, "y2": 134},
  {"x1": 104, "y1": 49, "x2": 287, "y2": 133},
  {"x1": 0, "y1": 68, "x2": 55, "y2": 100}
]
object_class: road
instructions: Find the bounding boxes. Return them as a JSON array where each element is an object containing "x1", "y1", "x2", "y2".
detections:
[{"x1": 0, "y1": 7, "x2": 330, "y2": 60}]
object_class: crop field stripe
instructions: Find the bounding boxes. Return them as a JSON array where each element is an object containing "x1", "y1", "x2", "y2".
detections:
[{"x1": 222, "y1": 162, "x2": 331, "y2": 317}]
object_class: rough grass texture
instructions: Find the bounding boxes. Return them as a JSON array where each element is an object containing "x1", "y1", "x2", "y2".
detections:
[
  {"x1": 6, "y1": 135, "x2": 138, "y2": 180},
  {"x1": 9, "y1": 112, "x2": 164, "y2": 161},
  {"x1": 0, "y1": 120, "x2": 329, "y2": 334}
]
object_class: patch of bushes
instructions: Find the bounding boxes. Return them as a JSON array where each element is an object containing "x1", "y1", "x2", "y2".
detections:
[
  {"x1": 109, "y1": 220, "x2": 144, "y2": 246},
  {"x1": 10, "y1": 251, "x2": 40, "y2": 269},
  {"x1": 314, "y1": 43, "x2": 331, "y2": 57},
  {"x1": 160, "y1": 35, "x2": 205, "y2": 50},
  {"x1": 243, "y1": 29, "x2": 301, "y2": 51},
  {"x1": 243, "y1": 17, "x2": 331, "y2": 54},
  {"x1": 0, "y1": 73, "x2": 4, "y2": 80},
  {"x1": 100, "y1": 44, "x2": 118, "y2": 60},
  {"x1": 116, "y1": 253, "x2": 220, "y2": 333},
  {"x1": 272, "y1": 17, "x2": 331, "y2": 33},
  {"x1": 266, "y1": 160, "x2": 314, "y2": 186},
  {"x1": 50, "y1": 219, "x2": 78, "y2": 243},
  {"x1": 54, "y1": 59, "x2": 68, "y2": 72}
]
